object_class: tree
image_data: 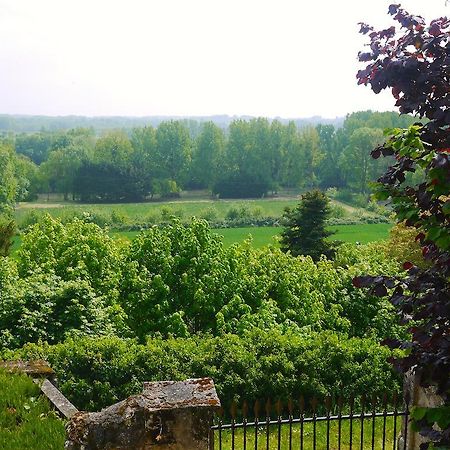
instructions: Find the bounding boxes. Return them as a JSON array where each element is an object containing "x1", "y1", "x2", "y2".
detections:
[
  {"x1": 0, "y1": 143, "x2": 18, "y2": 215},
  {"x1": 354, "y1": 6, "x2": 449, "y2": 448},
  {"x1": 154, "y1": 120, "x2": 191, "y2": 183},
  {"x1": 191, "y1": 122, "x2": 225, "y2": 189},
  {"x1": 339, "y1": 127, "x2": 384, "y2": 195},
  {"x1": 298, "y1": 126, "x2": 322, "y2": 188},
  {"x1": 280, "y1": 121, "x2": 303, "y2": 188},
  {"x1": 280, "y1": 190, "x2": 336, "y2": 260}
]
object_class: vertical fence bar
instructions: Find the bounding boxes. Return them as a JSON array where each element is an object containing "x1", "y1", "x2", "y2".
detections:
[
  {"x1": 403, "y1": 395, "x2": 409, "y2": 450},
  {"x1": 276, "y1": 400, "x2": 282, "y2": 450},
  {"x1": 254, "y1": 400, "x2": 260, "y2": 450},
  {"x1": 349, "y1": 396, "x2": 354, "y2": 450},
  {"x1": 231, "y1": 400, "x2": 237, "y2": 450},
  {"x1": 218, "y1": 407, "x2": 223, "y2": 450},
  {"x1": 299, "y1": 396, "x2": 305, "y2": 450},
  {"x1": 288, "y1": 398, "x2": 293, "y2": 450},
  {"x1": 266, "y1": 398, "x2": 271, "y2": 450},
  {"x1": 243, "y1": 400, "x2": 248, "y2": 450},
  {"x1": 360, "y1": 395, "x2": 365, "y2": 450},
  {"x1": 371, "y1": 395, "x2": 376, "y2": 450},
  {"x1": 382, "y1": 393, "x2": 387, "y2": 450},
  {"x1": 311, "y1": 397, "x2": 318, "y2": 450},
  {"x1": 337, "y1": 396, "x2": 343, "y2": 450},
  {"x1": 325, "y1": 396, "x2": 331, "y2": 450},
  {"x1": 392, "y1": 393, "x2": 398, "y2": 450}
]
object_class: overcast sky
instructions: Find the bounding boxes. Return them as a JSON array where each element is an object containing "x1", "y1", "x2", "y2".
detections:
[{"x1": 0, "y1": 0, "x2": 448, "y2": 118}]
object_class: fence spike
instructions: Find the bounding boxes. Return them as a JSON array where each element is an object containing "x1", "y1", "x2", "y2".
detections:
[
  {"x1": 242, "y1": 400, "x2": 248, "y2": 419},
  {"x1": 299, "y1": 395, "x2": 305, "y2": 414},
  {"x1": 288, "y1": 398, "x2": 293, "y2": 415},
  {"x1": 325, "y1": 396, "x2": 332, "y2": 413},
  {"x1": 265, "y1": 398, "x2": 272, "y2": 417},
  {"x1": 276, "y1": 399, "x2": 282, "y2": 417},
  {"x1": 349, "y1": 395, "x2": 354, "y2": 409},
  {"x1": 371, "y1": 394, "x2": 377, "y2": 409},
  {"x1": 382, "y1": 392, "x2": 388, "y2": 409},
  {"x1": 254, "y1": 399, "x2": 260, "y2": 418},
  {"x1": 337, "y1": 395, "x2": 343, "y2": 412},
  {"x1": 311, "y1": 396, "x2": 318, "y2": 413},
  {"x1": 230, "y1": 400, "x2": 237, "y2": 419}
]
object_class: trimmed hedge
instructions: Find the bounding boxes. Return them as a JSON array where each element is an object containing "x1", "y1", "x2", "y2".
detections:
[{"x1": 5, "y1": 330, "x2": 402, "y2": 412}]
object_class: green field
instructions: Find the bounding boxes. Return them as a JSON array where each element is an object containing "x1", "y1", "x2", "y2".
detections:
[
  {"x1": 216, "y1": 223, "x2": 391, "y2": 247},
  {"x1": 14, "y1": 196, "x2": 368, "y2": 227},
  {"x1": 14, "y1": 198, "x2": 303, "y2": 224},
  {"x1": 10, "y1": 223, "x2": 391, "y2": 255},
  {"x1": 215, "y1": 415, "x2": 398, "y2": 450}
]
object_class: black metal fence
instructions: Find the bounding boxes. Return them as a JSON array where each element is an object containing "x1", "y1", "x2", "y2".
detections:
[{"x1": 210, "y1": 394, "x2": 409, "y2": 450}]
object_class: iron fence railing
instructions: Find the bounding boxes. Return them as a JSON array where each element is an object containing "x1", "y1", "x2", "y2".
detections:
[{"x1": 210, "y1": 394, "x2": 409, "y2": 450}]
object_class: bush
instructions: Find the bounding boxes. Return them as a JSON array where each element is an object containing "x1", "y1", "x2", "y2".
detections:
[{"x1": 7, "y1": 331, "x2": 402, "y2": 412}]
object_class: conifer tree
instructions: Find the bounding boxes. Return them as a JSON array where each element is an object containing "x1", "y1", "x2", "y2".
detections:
[{"x1": 280, "y1": 190, "x2": 335, "y2": 261}]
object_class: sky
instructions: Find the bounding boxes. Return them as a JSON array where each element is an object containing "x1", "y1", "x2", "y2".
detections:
[{"x1": 0, "y1": 0, "x2": 448, "y2": 118}]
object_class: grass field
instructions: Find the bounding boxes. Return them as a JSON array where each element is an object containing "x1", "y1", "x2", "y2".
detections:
[
  {"x1": 215, "y1": 223, "x2": 391, "y2": 247},
  {"x1": 0, "y1": 370, "x2": 65, "y2": 450},
  {"x1": 14, "y1": 197, "x2": 368, "y2": 227},
  {"x1": 214, "y1": 415, "x2": 399, "y2": 449},
  {"x1": 10, "y1": 223, "x2": 391, "y2": 256},
  {"x1": 15, "y1": 198, "x2": 303, "y2": 223}
]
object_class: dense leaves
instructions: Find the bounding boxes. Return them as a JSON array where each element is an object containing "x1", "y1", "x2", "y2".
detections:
[
  {"x1": 2, "y1": 111, "x2": 417, "y2": 203},
  {"x1": 355, "y1": 5, "x2": 450, "y2": 448},
  {"x1": 5, "y1": 331, "x2": 401, "y2": 412}
]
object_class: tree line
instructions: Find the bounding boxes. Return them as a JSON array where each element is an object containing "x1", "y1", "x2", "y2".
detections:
[{"x1": 0, "y1": 110, "x2": 416, "y2": 206}]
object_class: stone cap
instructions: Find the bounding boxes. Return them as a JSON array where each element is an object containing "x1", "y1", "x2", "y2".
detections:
[
  {"x1": 0, "y1": 359, "x2": 55, "y2": 378},
  {"x1": 142, "y1": 377, "x2": 220, "y2": 410}
]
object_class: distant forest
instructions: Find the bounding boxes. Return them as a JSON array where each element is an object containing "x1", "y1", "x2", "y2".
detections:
[
  {"x1": 0, "y1": 110, "x2": 417, "y2": 209},
  {"x1": 0, "y1": 114, "x2": 344, "y2": 133}
]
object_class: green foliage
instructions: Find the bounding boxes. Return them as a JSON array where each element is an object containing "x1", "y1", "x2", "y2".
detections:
[
  {"x1": 8, "y1": 331, "x2": 401, "y2": 412},
  {"x1": 0, "y1": 370, "x2": 65, "y2": 449},
  {"x1": 0, "y1": 218, "x2": 15, "y2": 257},
  {"x1": 0, "y1": 215, "x2": 127, "y2": 348},
  {"x1": 280, "y1": 190, "x2": 336, "y2": 260},
  {"x1": 0, "y1": 143, "x2": 18, "y2": 214}
]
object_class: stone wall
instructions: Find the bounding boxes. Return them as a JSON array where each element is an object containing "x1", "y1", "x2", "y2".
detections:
[
  {"x1": 65, "y1": 378, "x2": 220, "y2": 450},
  {"x1": 402, "y1": 370, "x2": 444, "y2": 449}
]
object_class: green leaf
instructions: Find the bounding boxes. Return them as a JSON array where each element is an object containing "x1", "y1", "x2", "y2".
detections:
[
  {"x1": 425, "y1": 407, "x2": 450, "y2": 429},
  {"x1": 427, "y1": 227, "x2": 442, "y2": 242},
  {"x1": 410, "y1": 406, "x2": 427, "y2": 420}
]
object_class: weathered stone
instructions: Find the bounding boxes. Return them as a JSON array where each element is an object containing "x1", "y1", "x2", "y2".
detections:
[
  {"x1": 35, "y1": 378, "x2": 79, "y2": 419},
  {"x1": 65, "y1": 378, "x2": 220, "y2": 450},
  {"x1": 0, "y1": 359, "x2": 55, "y2": 379},
  {"x1": 402, "y1": 370, "x2": 445, "y2": 449}
]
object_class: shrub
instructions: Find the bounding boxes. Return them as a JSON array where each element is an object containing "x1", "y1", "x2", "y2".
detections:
[{"x1": 8, "y1": 331, "x2": 401, "y2": 412}]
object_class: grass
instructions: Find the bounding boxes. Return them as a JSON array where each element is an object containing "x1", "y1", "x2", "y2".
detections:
[
  {"x1": 214, "y1": 415, "x2": 400, "y2": 449},
  {"x1": 9, "y1": 223, "x2": 391, "y2": 256},
  {"x1": 14, "y1": 198, "x2": 303, "y2": 224},
  {"x1": 0, "y1": 370, "x2": 66, "y2": 449},
  {"x1": 14, "y1": 197, "x2": 367, "y2": 228},
  {"x1": 216, "y1": 223, "x2": 391, "y2": 248}
]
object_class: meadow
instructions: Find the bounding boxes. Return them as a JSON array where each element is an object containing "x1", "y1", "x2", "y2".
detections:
[
  {"x1": 10, "y1": 223, "x2": 391, "y2": 256},
  {"x1": 15, "y1": 194, "x2": 369, "y2": 226},
  {"x1": 217, "y1": 223, "x2": 391, "y2": 247},
  {"x1": 11, "y1": 196, "x2": 390, "y2": 254}
]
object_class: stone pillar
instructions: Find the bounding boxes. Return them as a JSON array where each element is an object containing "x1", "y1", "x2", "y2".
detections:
[
  {"x1": 402, "y1": 370, "x2": 444, "y2": 450},
  {"x1": 65, "y1": 377, "x2": 220, "y2": 450}
]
